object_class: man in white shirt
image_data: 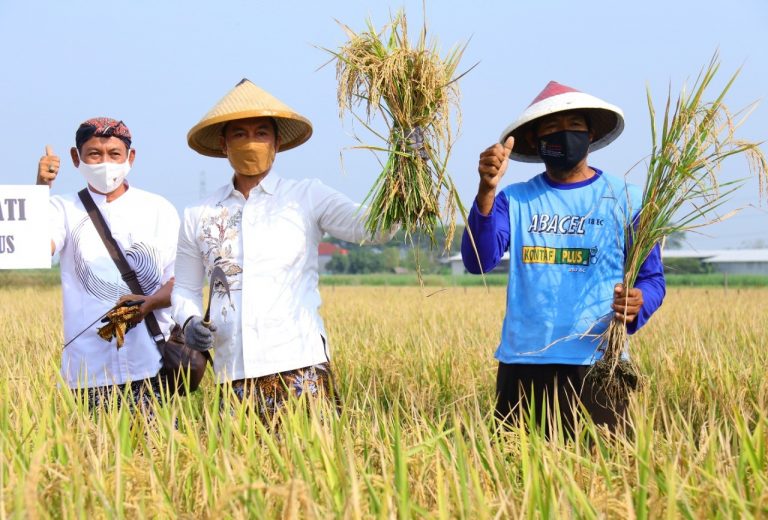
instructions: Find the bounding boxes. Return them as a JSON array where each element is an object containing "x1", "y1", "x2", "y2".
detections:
[
  {"x1": 173, "y1": 79, "x2": 390, "y2": 417},
  {"x1": 37, "y1": 117, "x2": 180, "y2": 411}
]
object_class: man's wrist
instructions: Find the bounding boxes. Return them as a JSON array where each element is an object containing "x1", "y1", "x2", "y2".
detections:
[
  {"x1": 476, "y1": 188, "x2": 496, "y2": 216},
  {"x1": 141, "y1": 294, "x2": 155, "y2": 312}
]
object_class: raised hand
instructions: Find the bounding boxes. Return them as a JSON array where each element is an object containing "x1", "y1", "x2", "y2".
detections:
[
  {"x1": 37, "y1": 145, "x2": 60, "y2": 187},
  {"x1": 476, "y1": 136, "x2": 514, "y2": 214}
]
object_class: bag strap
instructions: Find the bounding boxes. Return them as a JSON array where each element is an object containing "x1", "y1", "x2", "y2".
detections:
[{"x1": 78, "y1": 189, "x2": 166, "y2": 348}]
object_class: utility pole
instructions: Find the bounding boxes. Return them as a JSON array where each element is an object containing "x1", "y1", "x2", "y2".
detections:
[{"x1": 199, "y1": 170, "x2": 207, "y2": 199}]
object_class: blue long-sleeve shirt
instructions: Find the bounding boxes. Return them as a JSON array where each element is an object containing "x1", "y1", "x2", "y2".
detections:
[{"x1": 461, "y1": 169, "x2": 666, "y2": 364}]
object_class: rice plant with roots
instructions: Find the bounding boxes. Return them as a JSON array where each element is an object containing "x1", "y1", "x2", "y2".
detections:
[
  {"x1": 325, "y1": 9, "x2": 474, "y2": 253},
  {"x1": 591, "y1": 53, "x2": 768, "y2": 398}
]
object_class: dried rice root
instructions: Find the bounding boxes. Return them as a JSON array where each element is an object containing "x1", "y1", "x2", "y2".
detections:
[{"x1": 97, "y1": 305, "x2": 141, "y2": 348}]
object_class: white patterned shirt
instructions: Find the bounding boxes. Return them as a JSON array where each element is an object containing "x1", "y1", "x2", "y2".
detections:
[
  {"x1": 172, "y1": 173, "x2": 388, "y2": 382},
  {"x1": 52, "y1": 186, "x2": 179, "y2": 388}
]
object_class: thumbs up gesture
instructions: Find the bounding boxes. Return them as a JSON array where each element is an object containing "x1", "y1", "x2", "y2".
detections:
[
  {"x1": 478, "y1": 136, "x2": 514, "y2": 192},
  {"x1": 37, "y1": 145, "x2": 60, "y2": 187},
  {"x1": 475, "y1": 136, "x2": 514, "y2": 214}
]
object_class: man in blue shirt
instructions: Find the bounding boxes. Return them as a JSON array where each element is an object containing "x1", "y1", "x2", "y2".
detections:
[{"x1": 461, "y1": 81, "x2": 666, "y2": 436}]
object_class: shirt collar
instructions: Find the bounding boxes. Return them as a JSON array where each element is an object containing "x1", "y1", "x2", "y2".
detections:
[
  {"x1": 541, "y1": 167, "x2": 603, "y2": 190},
  {"x1": 259, "y1": 172, "x2": 278, "y2": 195},
  {"x1": 220, "y1": 172, "x2": 279, "y2": 202},
  {"x1": 87, "y1": 182, "x2": 130, "y2": 206},
  {"x1": 219, "y1": 179, "x2": 237, "y2": 203},
  {"x1": 87, "y1": 188, "x2": 108, "y2": 206}
]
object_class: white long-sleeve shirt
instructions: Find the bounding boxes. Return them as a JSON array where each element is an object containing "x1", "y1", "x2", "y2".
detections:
[
  {"x1": 172, "y1": 173, "x2": 388, "y2": 382},
  {"x1": 52, "y1": 186, "x2": 179, "y2": 388}
]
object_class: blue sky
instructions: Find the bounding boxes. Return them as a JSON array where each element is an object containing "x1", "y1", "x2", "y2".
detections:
[{"x1": 1, "y1": 0, "x2": 766, "y2": 249}]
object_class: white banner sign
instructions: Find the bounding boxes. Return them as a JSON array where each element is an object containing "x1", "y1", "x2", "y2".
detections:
[{"x1": 0, "y1": 185, "x2": 51, "y2": 269}]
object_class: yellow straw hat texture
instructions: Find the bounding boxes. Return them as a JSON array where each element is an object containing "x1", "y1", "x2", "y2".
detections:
[{"x1": 187, "y1": 78, "x2": 313, "y2": 157}]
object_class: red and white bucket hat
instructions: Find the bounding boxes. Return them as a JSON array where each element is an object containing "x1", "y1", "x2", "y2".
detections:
[{"x1": 500, "y1": 81, "x2": 624, "y2": 163}]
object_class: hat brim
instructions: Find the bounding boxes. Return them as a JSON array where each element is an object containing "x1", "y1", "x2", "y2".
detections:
[
  {"x1": 499, "y1": 92, "x2": 624, "y2": 163},
  {"x1": 187, "y1": 110, "x2": 313, "y2": 158}
]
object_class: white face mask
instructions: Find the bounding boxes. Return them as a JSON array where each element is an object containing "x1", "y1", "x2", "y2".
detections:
[{"x1": 78, "y1": 155, "x2": 131, "y2": 193}]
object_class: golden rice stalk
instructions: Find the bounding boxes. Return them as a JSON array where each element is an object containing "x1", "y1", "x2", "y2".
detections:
[
  {"x1": 592, "y1": 53, "x2": 768, "y2": 399},
  {"x1": 326, "y1": 9, "x2": 473, "y2": 251}
]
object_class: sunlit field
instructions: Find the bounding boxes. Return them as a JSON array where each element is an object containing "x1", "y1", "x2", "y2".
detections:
[{"x1": 1, "y1": 284, "x2": 766, "y2": 518}]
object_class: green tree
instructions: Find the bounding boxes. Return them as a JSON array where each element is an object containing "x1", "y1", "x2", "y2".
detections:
[
  {"x1": 664, "y1": 231, "x2": 686, "y2": 250},
  {"x1": 663, "y1": 257, "x2": 711, "y2": 274},
  {"x1": 347, "y1": 249, "x2": 384, "y2": 274},
  {"x1": 381, "y1": 247, "x2": 402, "y2": 272},
  {"x1": 390, "y1": 224, "x2": 465, "y2": 253},
  {"x1": 326, "y1": 252, "x2": 350, "y2": 274},
  {"x1": 403, "y1": 247, "x2": 446, "y2": 274}
]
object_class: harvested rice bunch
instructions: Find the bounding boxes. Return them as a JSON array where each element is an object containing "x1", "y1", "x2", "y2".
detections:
[
  {"x1": 97, "y1": 305, "x2": 141, "y2": 349},
  {"x1": 593, "y1": 54, "x2": 768, "y2": 399},
  {"x1": 327, "y1": 10, "x2": 473, "y2": 250}
]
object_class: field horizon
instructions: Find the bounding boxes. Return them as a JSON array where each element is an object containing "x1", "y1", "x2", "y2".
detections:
[{"x1": 3, "y1": 268, "x2": 767, "y2": 289}]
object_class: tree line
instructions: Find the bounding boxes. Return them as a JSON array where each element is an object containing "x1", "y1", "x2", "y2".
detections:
[{"x1": 324, "y1": 226, "x2": 464, "y2": 275}]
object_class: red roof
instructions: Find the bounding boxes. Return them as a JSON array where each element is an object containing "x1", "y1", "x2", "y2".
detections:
[{"x1": 318, "y1": 242, "x2": 348, "y2": 256}]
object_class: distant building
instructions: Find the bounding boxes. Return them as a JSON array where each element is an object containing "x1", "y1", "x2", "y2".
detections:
[
  {"x1": 318, "y1": 242, "x2": 348, "y2": 274},
  {"x1": 663, "y1": 249, "x2": 768, "y2": 276},
  {"x1": 443, "y1": 252, "x2": 510, "y2": 275},
  {"x1": 444, "y1": 248, "x2": 768, "y2": 276}
]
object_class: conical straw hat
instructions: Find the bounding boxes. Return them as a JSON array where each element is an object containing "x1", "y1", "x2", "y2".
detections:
[
  {"x1": 187, "y1": 78, "x2": 313, "y2": 157},
  {"x1": 499, "y1": 81, "x2": 624, "y2": 163}
]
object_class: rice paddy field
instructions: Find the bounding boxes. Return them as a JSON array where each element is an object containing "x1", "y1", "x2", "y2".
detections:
[{"x1": 1, "y1": 282, "x2": 767, "y2": 518}]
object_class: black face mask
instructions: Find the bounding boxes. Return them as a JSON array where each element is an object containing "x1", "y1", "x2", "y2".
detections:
[{"x1": 537, "y1": 130, "x2": 590, "y2": 171}]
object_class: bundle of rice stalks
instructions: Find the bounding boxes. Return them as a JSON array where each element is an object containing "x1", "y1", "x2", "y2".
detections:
[
  {"x1": 326, "y1": 9, "x2": 473, "y2": 250},
  {"x1": 97, "y1": 304, "x2": 141, "y2": 348},
  {"x1": 592, "y1": 54, "x2": 768, "y2": 398}
]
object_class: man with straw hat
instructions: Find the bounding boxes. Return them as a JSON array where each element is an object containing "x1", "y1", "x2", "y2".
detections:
[
  {"x1": 36, "y1": 117, "x2": 179, "y2": 412},
  {"x1": 173, "y1": 79, "x2": 392, "y2": 416},
  {"x1": 461, "y1": 81, "x2": 666, "y2": 436}
]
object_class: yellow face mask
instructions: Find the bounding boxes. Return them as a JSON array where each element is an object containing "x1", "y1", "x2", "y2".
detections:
[{"x1": 226, "y1": 141, "x2": 276, "y2": 176}]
